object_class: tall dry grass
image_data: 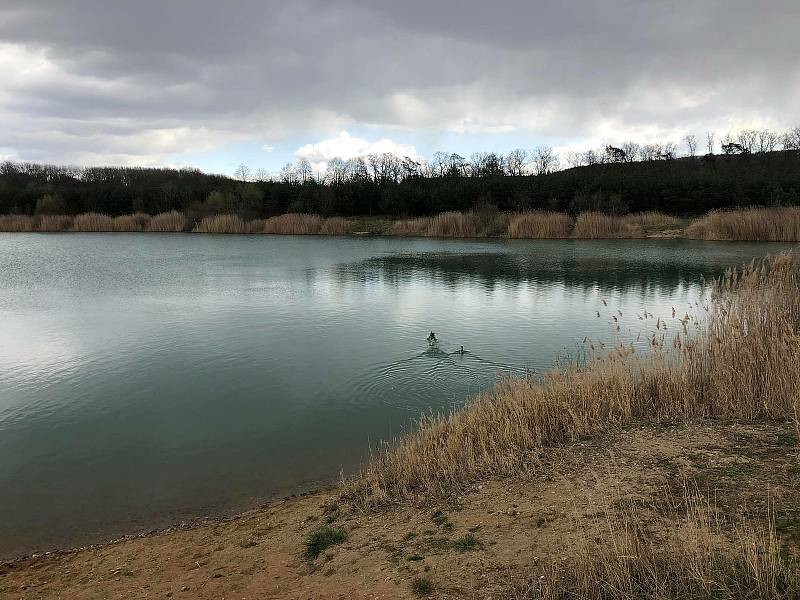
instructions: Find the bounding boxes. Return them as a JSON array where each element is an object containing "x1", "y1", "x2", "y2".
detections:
[
  {"x1": 193, "y1": 214, "x2": 248, "y2": 233},
  {"x1": 320, "y1": 216, "x2": 354, "y2": 235},
  {"x1": 145, "y1": 211, "x2": 186, "y2": 232},
  {"x1": 507, "y1": 211, "x2": 574, "y2": 238},
  {"x1": 688, "y1": 207, "x2": 800, "y2": 241},
  {"x1": 0, "y1": 215, "x2": 35, "y2": 231},
  {"x1": 37, "y1": 215, "x2": 74, "y2": 231},
  {"x1": 72, "y1": 212, "x2": 114, "y2": 232},
  {"x1": 389, "y1": 210, "x2": 510, "y2": 238},
  {"x1": 112, "y1": 213, "x2": 150, "y2": 232},
  {"x1": 511, "y1": 491, "x2": 796, "y2": 600},
  {"x1": 344, "y1": 253, "x2": 800, "y2": 506},
  {"x1": 572, "y1": 211, "x2": 643, "y2": 238},
  {"x1": 261, "y1": 213, "x2": 353, "y2": 235}
]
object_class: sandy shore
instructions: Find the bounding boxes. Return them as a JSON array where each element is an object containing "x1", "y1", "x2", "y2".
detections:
[{"x1": 2, "y1": 421, "x2": 797, "y2": 599}]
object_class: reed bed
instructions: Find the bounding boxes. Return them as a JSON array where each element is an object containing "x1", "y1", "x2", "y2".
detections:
[
  {"x1": 320, "y1": 216, "x2": 354, "y2": 235},
  {"x1": 193, "y1": 214, "x2": 248, "y2": 234},
  {"x1": 112, "y1": 213, "x2": 150, "y2": 232},
  {"x1": 511, "y1": 490, "x2": 796, "y2": 600},
  {"x1": 37, "y1": 215, "x2": 74, "y2": 231},
  {"x1": 688, "y1": 207, "x2": 800, "y2": 241},
  {"x1": 507, "y1": 211, "x2": 574, "y2": 238},
  {"x1": 72, "y1": 212, "x2": 114, "y2": 232},
  {"x1": 572, "y1": 211, "x2": 643, "y2": 238},
  {"x1": 344, "y1": 253, "x2": 800, "y2": 507},
  {"x1": 0, "y1": 215, "x2": 35, "y2": 231},
  {"x1": 388, "y1": 217, "x2": 431, "y2": 236},
  {"x1": 145, "y1": 211, "x2": 186, "y2": 232},
  {"x1": 389, "y1": 210, "x2": 510, "y2": 238},
  {"x1": 261, "y1": 213, "x2": 354, "y2": 235}
]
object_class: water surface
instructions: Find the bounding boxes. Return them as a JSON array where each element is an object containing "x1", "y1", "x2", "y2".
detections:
[{"x1": 0, "y1": 234, "x2": 793, "y2": 557}]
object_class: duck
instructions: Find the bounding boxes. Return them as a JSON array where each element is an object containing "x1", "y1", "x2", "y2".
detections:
[{"x1": 427, "y1": 331, "x2": 437, "y2": 346}]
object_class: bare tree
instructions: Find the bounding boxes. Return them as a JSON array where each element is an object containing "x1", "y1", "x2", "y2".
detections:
[
  {"x1": 254, "y1": 168, "x2": 271, "y2": 182},
  {"x1": 296, "y1": 158, "x2": 313, "y2": 182},
  {"x1": 583, "y1": 149, "x2": 600, "y2": 165},
  {"x1": 621, "y1": 142, "x2": 641, "y2": 163},
  {"x1": 505, "y1": 148, "x2": 528, "y2": 176},
  {"x1": 234, "y1": 163, "x2": 251, "y2": 182},
  {"x1": 684, "y1": 135, "x2": 698, "y2": 157},
  {"x1": 532, "y1": 145, "x2": 558, "y2": 175},
  {"x1": 736, "y1": 130, "x2": 757, "y2": 154},
  {"x1": 564, "y1": 151, "x2": 583, "y2": 169},
  {"x1": 756, "y1": 129, "x2": 779, "y2": 153},
  {"x1": 325, "y1": 157, "x2": 348, "y2": 184},
  {"x1": 429, "y1": 151, "x2": 449, "y2": 177},
  {"x1": 279, "y1": 162, "x2": 297, "y2": 184},
  {"x1": 706, "y1": 131, "x2": 716, "y2": 154},
  {"x1": 345, "y1": 157, "x2": 369, "y2": 180}
]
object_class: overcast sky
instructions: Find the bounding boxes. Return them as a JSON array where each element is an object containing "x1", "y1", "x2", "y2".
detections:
[{"x1": 1, "y1": 1, "x2": 798, "y2": 175}]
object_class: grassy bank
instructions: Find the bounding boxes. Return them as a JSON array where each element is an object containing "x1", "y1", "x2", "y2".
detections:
[
  {"x1": 345, "y1": 252, "x2": 800, "y2": 505},
  {"x1": 3, "y1": 207, "x2": 800, "y2": 240}
]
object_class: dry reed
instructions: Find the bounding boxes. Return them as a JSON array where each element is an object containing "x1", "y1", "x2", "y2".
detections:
[
  {"x1": 344, "y1": 253, "x2": 800, "y2": 506},
  {"x1": 263, "y1": 213, "x2": 322, "y2": 234},
  {"x1": 193, "y1": 214, "x2": 248, "y2": 234},
  {"x1": 507, "y1": 211, "x2": 574, "y2": 238},
  {"x1": 112, "y1": 213, "x2": 151, "y2": 232},
  {"x1": 72, "y1": 212, "x2": 114, "y2": 231},
  {"x1": 0, "y1": 215, "x2": 35, "y2": 231},
  {"x1": 37, "y1": 215, "x2": 74, "y2": 231},
  {"x1": 572, "y1": 211, "x2": 643, "y2": 238},
  {"x1": 146, "y1": 211, "x2": 186, "y2": 232},
  {"x1": 688, "y1": 207, "x2": 800, "y2": 241},
  {"x1": 320, "y1": 216, "x2": 354, "y2": 235},
  {"x1": 388, "y1": 217, "x2": 431, "y2": 236},
  {"x1": 511, "y1": 490, "x2": 796, "y2": 600}
]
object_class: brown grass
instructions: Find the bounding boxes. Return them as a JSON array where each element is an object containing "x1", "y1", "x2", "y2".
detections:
[
  {"x1": 389, "y1": 210, "x2": 510, "y2": 238},
  {"x1": 145, "y1": 211, "x2": 186, "y2": 232},
  {"x1": 572, "y1": 211, "x2": 644, "y2": 238},
  {"x1": 507, "y1": 211, "x2": 574, "y2": 238},
  {"x1": 621, "y1": 210, "x2": 684, "y2": 228},
  {"x1": 112, "y1": 213, "x2": 151, "y2": 232},
  {"x1": 320, "y1": 216, "x2": 354, "y2": 235},
  {"x1": 344, "y1": 253, "x2": 800, "y2": 507},
  {"x1": 388, "y1": 217, "x2": 431, "y2": 236},
  {"x1": 193, "y1": 214, "x2": 248, "y2": 234},
  {"x1": 37, "y1": 215, "x2": 74, "y2": 231},
  {"x1": 262, "y1": 213, "x2": 322, "y2": 234},
  {"x1": 0, "y1": 215, "x2": 35, "y2": 231},
  {"x1": 72, "y1": 213, "x2": 114, "y2": 232},
  {"x1": 688, "y1": 207, "x2": 800, "y2": 241},
  {"x1": 511, "y1": 491, "x2": 797, "y2": 600}
]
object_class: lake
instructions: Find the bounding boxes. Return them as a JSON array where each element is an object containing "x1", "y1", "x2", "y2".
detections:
[{"x1": 0, "y1": 233, "x2": 794, "y2": 558}]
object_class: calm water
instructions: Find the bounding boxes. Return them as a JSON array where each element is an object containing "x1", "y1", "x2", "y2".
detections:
[{"x1": 0, "y1": 234, "x2": 794, "y2": 557}]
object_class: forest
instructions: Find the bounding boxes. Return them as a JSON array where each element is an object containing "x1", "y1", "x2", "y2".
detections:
[{"x1": 1, "y1": 128, "x2": 799, "y2": 223}]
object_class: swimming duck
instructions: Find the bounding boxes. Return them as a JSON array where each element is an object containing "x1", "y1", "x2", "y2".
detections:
[{"x1": 427, "y1": 331, "x2": 437, "y2": 346}]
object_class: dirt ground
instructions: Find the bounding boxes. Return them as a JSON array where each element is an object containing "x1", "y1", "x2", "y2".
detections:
[{"x1": 2, "y1": 422, "x2": 798, "y2": 600}]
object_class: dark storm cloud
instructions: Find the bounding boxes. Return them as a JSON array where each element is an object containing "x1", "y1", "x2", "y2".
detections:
[{"x1": 1, "y1": 0, "x2": 798, "y2": 165}]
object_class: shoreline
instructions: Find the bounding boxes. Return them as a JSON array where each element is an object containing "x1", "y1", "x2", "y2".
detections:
[
  {"x1": 2, "y1": 421, "x2": 797, "y2": 599},
  {"x1": 2, "y1": 206, "x2": 800, "y2": 241}
]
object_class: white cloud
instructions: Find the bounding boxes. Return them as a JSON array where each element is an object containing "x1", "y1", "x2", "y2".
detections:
[
  {"x1": 294, "y1": 131, "x2": 420, "y2": 171},
  {"x1": 262, "y1": 144, "x2": 274, "y2": 152}
]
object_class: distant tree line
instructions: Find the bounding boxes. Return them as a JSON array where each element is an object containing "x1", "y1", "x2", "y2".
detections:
[{"x1": 2, "y1": 127, "x2": 799, "y2": 221}]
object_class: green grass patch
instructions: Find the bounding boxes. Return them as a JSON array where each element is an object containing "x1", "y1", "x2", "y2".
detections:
[{"x1": 303, "y1": 526, "x2": 347, "y2": 560}]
